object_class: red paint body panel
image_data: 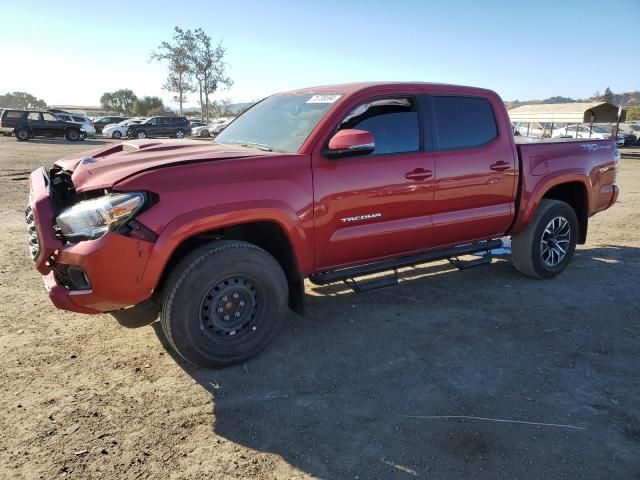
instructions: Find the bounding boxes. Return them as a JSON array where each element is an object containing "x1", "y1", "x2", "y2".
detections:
[{"x1": 26, "y1": 82, "x2": 619, "y2": 314}]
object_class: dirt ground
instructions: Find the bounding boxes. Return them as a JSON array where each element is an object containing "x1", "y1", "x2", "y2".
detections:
[{"x1": 0, "y1": 135, "x2": 639, "y2": 479}]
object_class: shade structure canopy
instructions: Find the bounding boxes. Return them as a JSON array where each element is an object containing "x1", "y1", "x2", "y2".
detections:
[{"x1": 508, "y1": 102, "x2": 625, "y2": 124}]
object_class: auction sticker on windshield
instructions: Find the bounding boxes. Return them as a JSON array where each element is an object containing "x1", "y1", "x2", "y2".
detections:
[{"x1": 306, "y1": 94, "x2": 342, "y2": 104}]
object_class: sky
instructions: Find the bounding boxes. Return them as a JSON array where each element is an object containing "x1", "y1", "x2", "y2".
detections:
[{"x1": 1, "y1": 0, "x2": 639, "y2": 109}]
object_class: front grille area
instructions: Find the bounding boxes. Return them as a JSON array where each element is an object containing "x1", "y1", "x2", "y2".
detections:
[{"x1": 25, "y1": 205, "x2": 41, "y2": 260}]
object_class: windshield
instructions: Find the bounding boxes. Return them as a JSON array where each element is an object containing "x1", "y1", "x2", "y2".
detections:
[{"x1": 215, "y1": 93, "x2": 342, "y2": 152}]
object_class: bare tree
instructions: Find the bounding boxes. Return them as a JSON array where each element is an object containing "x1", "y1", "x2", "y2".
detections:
[
  {"x1": 151, "y1": 27, "x2": 194, "y2": 116},
  {"x1": 188, "y1": 29, "x2": 233, "y2": 122}
]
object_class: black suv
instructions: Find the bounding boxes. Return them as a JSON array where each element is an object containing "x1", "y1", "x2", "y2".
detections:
[
  {"x1": 0, "y1": 109, "x2": 85, "y2": 142},
  {"x1": 93, "y1": 116, "x2": 129, "y2": 133},
  {"x1": 127, "y1": 116, "x2": 191, "y2": 139}
]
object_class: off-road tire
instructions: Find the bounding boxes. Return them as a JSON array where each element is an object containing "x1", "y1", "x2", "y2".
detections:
[
  {"x1": 511, "y1": 199, "x2": 578, "y2": 279},
  {"x1": 160, "y1": 240, "x2": 288, "y2": 368},
  {"x1": 15, "y1": 127, "x2": 30, "y2": 141}
]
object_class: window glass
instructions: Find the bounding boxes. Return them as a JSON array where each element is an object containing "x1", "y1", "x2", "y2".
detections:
[
  {"x1": 6, "y1": 111, "x2": 23, "y2": 118},
  {"x1": 433, "y1": 96, "x2": 497, "y2": 150},
  {"x1": 338, "y1": 97, "x2": 419, "y2": 155},
  {"x1": 28, "y1": 112, "x2": 41, "y2": 121},
  {"x1": 43, "y1": 113, "x2": 58, "y2": 121},
  {"x1": 161, "y1": 117, "x2": 172, "y2": 125},
  {"x1": 72, "y1": 116, "x2": 85, "y2": 122},
  {"x1": 215, "y1": 93, "x2": 339, "y2": 153}
]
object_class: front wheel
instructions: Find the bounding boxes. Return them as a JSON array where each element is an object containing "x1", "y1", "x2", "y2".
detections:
[
  {"x1": 160, "y1": 240, "x2": 288, "y2": 368},
  {"x1": 511, "y1": 199, "x2": 578, "y2": 279},
  {"x1": 112, "y1": 131, "x2": 122, "y2": 139},
  {"x1": 136, "y1": 130, "x2": 147, "y2": 139}
]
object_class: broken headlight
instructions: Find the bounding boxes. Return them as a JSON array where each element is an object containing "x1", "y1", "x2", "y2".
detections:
[{"x1": 56, "y1": 192, "x2": 145, "y2": 240}]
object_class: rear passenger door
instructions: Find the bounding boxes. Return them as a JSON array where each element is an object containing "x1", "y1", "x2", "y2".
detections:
[
  {"x1": 42, "y1": 112, "x2": 64, "y2": 136},
  {"x1": 429, "y1": 95, "x2": 517, "y2": 247},
  {"x1": 160, "y1": 117, "x2": 173, "y2": 137}
]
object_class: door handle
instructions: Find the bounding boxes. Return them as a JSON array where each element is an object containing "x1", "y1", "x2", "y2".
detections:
[
  {"x1": 489, "y1": 161, "x2": 510, "y2": 172},
  {"x1": 405, "y1": 168, "x2": 433, "y2": 181}
]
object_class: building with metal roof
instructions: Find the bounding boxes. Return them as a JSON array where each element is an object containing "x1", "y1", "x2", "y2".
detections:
[{"x1": 508, "y1": 102, "x2": 625, "y2": 124}]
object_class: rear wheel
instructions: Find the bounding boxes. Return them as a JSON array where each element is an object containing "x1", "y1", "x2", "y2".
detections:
[
  {"x1": 160, "y1": 240, "x2": 288, "y2": 368},
  {"x1": 200, "y1": 129, "x2": 210, "y2": 137},
  {"x1": 65, "y1": 129, "x2": 80, "y2": 141},
  {"x1": 15, "y1": 127, "x2": 30, "y2": 141},
  {"x1": 511, "y1": 199, "x2": 578, "y2": 279},
  {"x1": 136, "y1": 130, "x2": 147, "y2": 139},
  {"x1": 175, "y1": 129, "x2": 185, "y2": 139},
  {"x1": 112, "y1": 131, "x2": 122, "y2": 139}
]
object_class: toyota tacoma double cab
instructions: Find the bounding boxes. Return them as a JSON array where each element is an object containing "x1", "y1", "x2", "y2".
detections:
[
  {"x1": 26, "y1": 82, "x2": 619, "y2": 367},
  {"x1": 1, "y1": 109, "x2": 85, "y2": 141}
]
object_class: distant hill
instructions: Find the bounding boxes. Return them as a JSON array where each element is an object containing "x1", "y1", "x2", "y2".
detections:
[
  {"x1": 179, "y1": 102, "x2": 255, "y2": 116},
  {"x1": 505, "y1": 91, "x2": 640, "y2": 110}
]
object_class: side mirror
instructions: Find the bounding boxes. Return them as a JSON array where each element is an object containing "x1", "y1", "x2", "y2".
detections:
[{"x1": 326, "y1": 129, "x2": 375, "y2": 158}]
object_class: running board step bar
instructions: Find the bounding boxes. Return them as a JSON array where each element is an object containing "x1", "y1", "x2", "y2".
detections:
[
  {"x1": 448, "y1": 254, "x2": 493, "y2": 270},
  {"x1": 309, "y1": 239, "x2": 502, "y2": 287}
]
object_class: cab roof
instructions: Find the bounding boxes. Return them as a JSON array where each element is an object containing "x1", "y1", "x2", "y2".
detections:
[{"x1": 283, "y1": 82, "x2": 498, "y2": 98}]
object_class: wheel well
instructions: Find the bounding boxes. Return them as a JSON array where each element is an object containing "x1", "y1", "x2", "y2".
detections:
[
  {"x1": 542, "y1": 182, "x2": 588, "y2": 244},
  {"x1": 156, "y1": 221, "x2": 305, "y2": 314}
]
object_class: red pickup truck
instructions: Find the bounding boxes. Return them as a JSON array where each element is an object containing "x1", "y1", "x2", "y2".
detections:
[{"x1": 27, "y1": 82, "x2": 619, "y2": 367}]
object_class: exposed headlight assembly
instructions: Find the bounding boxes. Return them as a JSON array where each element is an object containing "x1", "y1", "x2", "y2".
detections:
[{"x1": 56, "y1": 192, "x2": 145, "y2": 240}]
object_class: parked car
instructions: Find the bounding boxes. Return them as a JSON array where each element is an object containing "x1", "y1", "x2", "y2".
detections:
[
  {"x1": 0, "y1": 109, "x2": 85, "y2": 141},
  {"x1": 619, "y1": 123, "x2": 640, "y2": 145},
  {"x1": 93, "y1": 116, "x2": 129, "y2": 134},
  {"x1": 512, "y1": 122, "x2": 550, "y2": 138},
  {"x1": 210, "y1": 117, "x2": 234, "y2": 135},
  {"x1": 26, "y1": 82, "x2": 619, "y2": 368},
  {"x1": 191, "y1": 124, "x2": 214, "y2": 137},
  {"x1": 54, "y1": 113, "x2": 97, "y2": 137},
  {"x1": 126, "y1": 116, "x2": 191, "y2": 139},
  {"x1": 102, "y1": 118, "x2": 145, "y2": 139},
  {"x1": 553, "y1": 124, "x2": 625, "y2": 146}
]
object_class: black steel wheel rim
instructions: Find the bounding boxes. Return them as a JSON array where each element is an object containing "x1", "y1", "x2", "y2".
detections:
[{"x1": 200, "y1": 276, "x2": 260, "y2": 340}]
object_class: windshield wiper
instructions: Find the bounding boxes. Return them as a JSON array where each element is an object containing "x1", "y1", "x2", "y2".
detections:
[{"x1": 239, "y1": 142, "x2": 273, "y2": 152}]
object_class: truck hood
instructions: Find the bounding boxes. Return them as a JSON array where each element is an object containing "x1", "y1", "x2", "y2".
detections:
[{"x1": 54, "y1": 139, "x2": 276, "y2": 192}]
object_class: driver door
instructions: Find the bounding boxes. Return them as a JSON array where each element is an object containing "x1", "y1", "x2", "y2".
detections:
[{"x1": 312, "y1": 95, "x2": 436, "y2": 269}]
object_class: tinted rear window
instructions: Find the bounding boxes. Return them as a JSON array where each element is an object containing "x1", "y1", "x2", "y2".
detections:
[
  {"x1": 433, "y1": 96, "x2": 498, "y2": 150},
  {"x1": 5, "y1": 111, "x2": 24, "y2": 118}
]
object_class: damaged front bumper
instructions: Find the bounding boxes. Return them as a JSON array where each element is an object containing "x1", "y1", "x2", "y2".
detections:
[{"x1": 27, "y1": 168, "x2": 155, "y2": 314}]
